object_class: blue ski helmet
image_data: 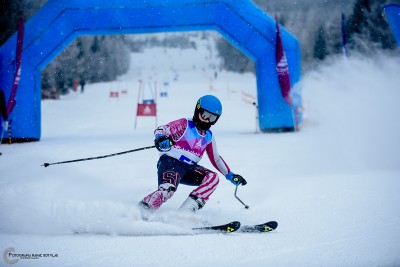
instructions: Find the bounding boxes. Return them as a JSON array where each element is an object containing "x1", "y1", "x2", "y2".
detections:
[{"x1": 193, "y1": 95, "x2": 222, "y2": 130}]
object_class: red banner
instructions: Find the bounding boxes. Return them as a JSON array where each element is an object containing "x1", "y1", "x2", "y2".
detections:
[
  {"x1": 109, "y1": 91, "x2": 119, "y2": 98},
  {"x1": 275, "y1": 18, "x2": 292, "y2": 105},
  {"x1": 7, "y1": 18, "x2": 24, "y2": 118},
  {"x1": 137, "y1": 103, "x2": 157, "y2": 116}
]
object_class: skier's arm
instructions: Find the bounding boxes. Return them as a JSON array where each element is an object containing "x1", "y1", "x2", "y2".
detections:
[
  {"x1": 154, "y1": 118, "x2": 187, "y2": 143},
  {"x1": 206, "y1": 137, "x2": 247, "y2": 186},
  {"x1": 205, "y1": 137, "x2": 231, "y2": 176}
]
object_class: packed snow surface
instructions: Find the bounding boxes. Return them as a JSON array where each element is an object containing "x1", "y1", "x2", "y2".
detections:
[{"x1": 1, "y1": 45, "x2": 400, "y2": 266}]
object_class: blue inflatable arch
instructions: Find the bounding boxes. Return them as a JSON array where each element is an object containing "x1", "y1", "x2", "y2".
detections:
[
  {"x1": 384, "y1": 4, "x2": 400, "y2": 47},
  {"x1": 0, "y1": 0, "x2": 301, "y2": 141}
]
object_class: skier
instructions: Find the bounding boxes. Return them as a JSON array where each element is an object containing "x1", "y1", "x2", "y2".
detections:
[
  {"x1": 138, "y1": 95, "x2": 247, "y2": 215},
  {"x1": 79, "y1": 79, "x2": 86, "y2": 93}
]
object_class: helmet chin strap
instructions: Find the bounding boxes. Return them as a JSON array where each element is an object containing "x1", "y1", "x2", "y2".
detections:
[{"x1": 193, "y1": 116, "x2": 212, "y2": 131}]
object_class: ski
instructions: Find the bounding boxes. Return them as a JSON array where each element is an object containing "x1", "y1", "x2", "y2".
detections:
[
  {"x1": 192, "y1": 221, "x2": 277, "y2": 234},
  {"x1": 239, "y1": 221, "x2": 278, "y2": 233},
  {"x1": 192, "y1": 221, "x2": 241, "y2": 233},
  {"x1": 73, "y1": 221, "x2": 276, "y2": 236}
]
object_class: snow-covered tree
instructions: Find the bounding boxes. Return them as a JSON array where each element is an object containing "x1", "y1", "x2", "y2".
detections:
[{"x1": 313, "y1": 26, "x2": 328, "y2": 60}]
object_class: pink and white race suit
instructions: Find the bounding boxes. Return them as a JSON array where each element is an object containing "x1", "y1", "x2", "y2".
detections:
[
  {"x1": 155, "y1": 118, "x2": 231, "y2": 175},
  {"x1": 141, "y1": 118, "x2": 231, "y2": 210}
]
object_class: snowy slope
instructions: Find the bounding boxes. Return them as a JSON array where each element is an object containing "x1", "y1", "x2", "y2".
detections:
[{"x1": 1, "y1": 41, "x2": 400, "y2": 267}]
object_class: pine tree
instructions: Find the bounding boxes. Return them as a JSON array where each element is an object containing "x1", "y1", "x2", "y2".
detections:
[
  {"x1": 313, "y1": 26, "x2": 328, "y2": 60},
  {"x1": 348, "y1": 0, "x2": 371, "y2": 34},
  {"x1": 346, "y1": 0, "x2": 397, "y2": 52},
  {"x1": 369, "y1": 0, "x2": 397, "y2": 49},
  {"x1": 0, "y1": 0, "x2": 47, "y2": 45}
]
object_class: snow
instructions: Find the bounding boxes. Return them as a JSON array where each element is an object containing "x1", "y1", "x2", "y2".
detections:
[{"x1": 1, "y1": 39, "x2": 400, "y2": 266}]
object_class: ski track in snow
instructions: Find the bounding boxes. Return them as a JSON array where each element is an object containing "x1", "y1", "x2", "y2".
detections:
[{"x1": 1, "y1": 44, "x2": 400, "y2": 266}]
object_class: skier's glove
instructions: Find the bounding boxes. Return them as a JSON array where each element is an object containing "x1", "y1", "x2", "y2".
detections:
[
  {"x1": 154, "y1": 134, "x2": 173, "y2": 152},
  {"x1": 226, "y1": 172, "x2": 247, "y2": 186},
  {"x1": 1, "y1": 120, "x2": 8, "y2": 131}
]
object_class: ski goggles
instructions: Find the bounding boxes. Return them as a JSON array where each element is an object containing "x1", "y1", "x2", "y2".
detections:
[{"x1": 200, "y1": 109, "x2": 219, "y2": 123}]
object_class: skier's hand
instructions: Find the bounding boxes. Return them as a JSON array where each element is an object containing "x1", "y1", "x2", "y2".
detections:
[
  {"x1": 1, "y1": 120, "x2": 8, "y2": 131},
  {"x1": 226, "y1": 172, "x2": 247, "y2": 186},
  {"x1": 154, "y1": 134, "x2": 173, "y2": 152}
]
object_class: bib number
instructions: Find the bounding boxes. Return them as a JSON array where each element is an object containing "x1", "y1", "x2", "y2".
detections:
[{"x1": 179, "y1": 155, "x2": 196, "y2": 165}]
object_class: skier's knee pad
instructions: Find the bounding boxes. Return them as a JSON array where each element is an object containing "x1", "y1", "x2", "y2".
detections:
[{"x1": 158, "y1": 183, "x2": 176, "y2": 200}]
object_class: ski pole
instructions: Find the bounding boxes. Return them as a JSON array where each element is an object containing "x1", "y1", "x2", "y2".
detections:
[
  {"x1": 41, "y1": 145, "x2": 156, "y2": 167},
  {"x1": 234, "y1": 186, "x2": 249, "y2": 209}
]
